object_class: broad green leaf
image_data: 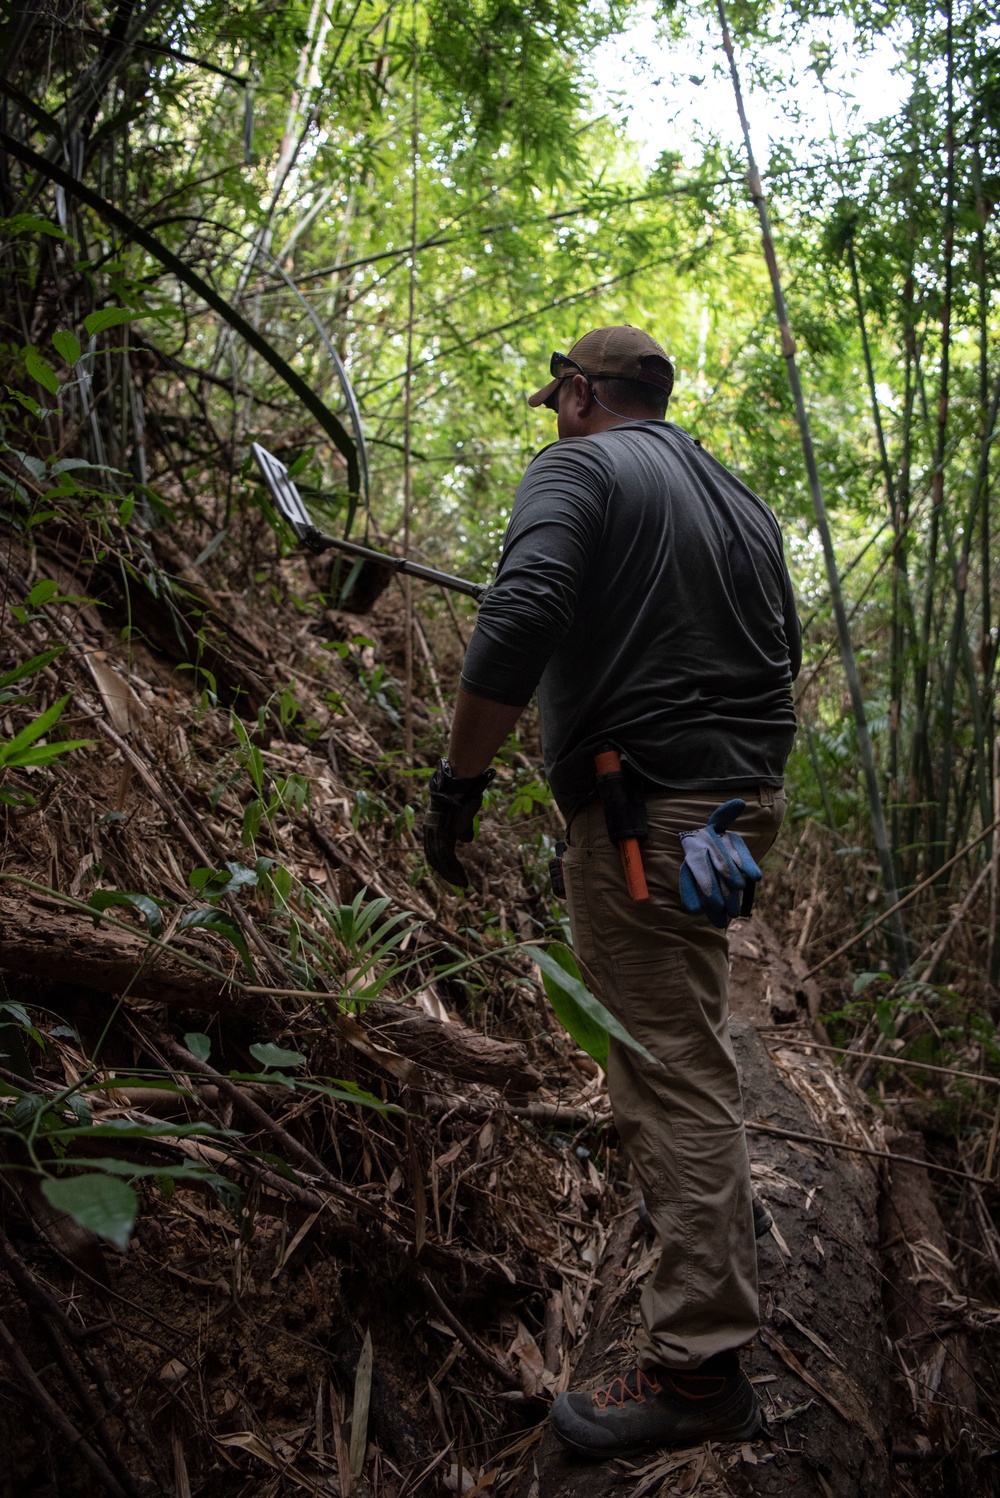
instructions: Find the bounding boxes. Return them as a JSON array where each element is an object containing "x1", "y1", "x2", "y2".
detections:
[
  {"x1": 52, "y1": 330, "x2": 82, "y2": 366},
  {"x1": 24, "y1": 348, "x2": 58, "y2": 395},
  {"x1": 87, "y1": 889, "x2": 164, "y2": 936},
  {"x1": 83, "y1": 307, "x2": 142, "y2": 335},
  {"x1": 852, "y1": 971, "x2": 890, "y2": 995},
  {"x1": 179, "y1": 908, "x2": 255, "y2": 976},
  {"x1": 249, "y1": 1042, "x2": 306, "y2": 1069},
  {"x1": 242, "y1": 799, "x2": 262, "y2": 844},
  {"x1": 0, "y1": 787, "x2": 37, "y2": 807},
  {"x1": 26, "y1": 579, "x2": 59, "y2": 607},
  {"x1": 184, "y1": 1032, "x2": 212, "y2": 1062},
  {"x1": 41, "y1": 1173, "x2": 137, "y2": 1250},
  {"x1": 189, "y1": 866, "x2": 233, "y2": 897},
  {"x1": 8, "y1": 451, "x2": 45, "y2": 482},
  {"x1": 533, "y1": 943, "x2": 657, "y2": 1068},
  {"x1": 8, "y1": 389, "x2": 45, "y2": 417},
  {"x1": 0, "y1": 694, "x2": 70, "y2": 765},
  {"x1": 0, "y1": 999, "x2": 43, "y2": 1049},
  {"x1": 48, "y1": 1157, "x2": 231, "y2": 1183},
  {"x1": 51, "y1": 458, "x2": 125, "y2": 475},
  {"x1": 1, "y1": 737, "x2": 92, "y2": 768},
  {"x1": 1, "y1": 214, "x2": 69, "y2": 239},
  {"x1": 0, "y1": 647, "x2": 64, "y2": 688},
  {"x1": 297, "y1": 1078, "x2": 399, "y2": 1113},
  {"x1": 0, "y1": 1001, "x2": 34, "y2": 1029},
  {"x1": 67, "y1": 1095, "x2": 92, "y2": 1125}
]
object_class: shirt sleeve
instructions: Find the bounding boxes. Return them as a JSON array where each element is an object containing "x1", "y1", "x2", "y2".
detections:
[
  {"x1": 785, "y1": 584, "x2": 802, "y2": 680},
  {"x1": 460, "y1": 440, "x2": 612, "y2": 705}
]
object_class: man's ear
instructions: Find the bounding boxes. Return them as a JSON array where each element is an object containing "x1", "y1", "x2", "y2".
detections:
[{"x1": 571, "y1": 372, "x2": 593, "y2": 412}]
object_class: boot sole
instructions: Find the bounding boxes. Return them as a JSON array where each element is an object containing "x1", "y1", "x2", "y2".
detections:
[{"x1": 550, "y1": 1407, "x2": 762, "y2": 1462}]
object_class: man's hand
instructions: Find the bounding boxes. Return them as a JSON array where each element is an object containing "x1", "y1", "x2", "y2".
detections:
[
  {"x1": 423, "y1": 759, "x2": 496, "y2": 888},
  {"x1": 679, "y1": 799, "x2": 762, "y2": 929}
]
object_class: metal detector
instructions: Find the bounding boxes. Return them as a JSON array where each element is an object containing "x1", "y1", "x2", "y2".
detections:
[{"x1": 251, "y1": 443, "x2": 488, "y2": 602}]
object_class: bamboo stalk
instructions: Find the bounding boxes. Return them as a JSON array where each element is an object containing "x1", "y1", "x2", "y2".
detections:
[
  {"x1": 844, "y1": 233, "x2": 920, "y2": 858},
  {"x1": 715, "y1": 0, "x2": 906, "y2": 968},
  {"x1": 990, "y1": 739, "x2": 1000, "y2": 984},
  {"x1": 402, "y1": 14, "x2": 419, "y2": 761},
  {"x1": 924, "y1": 0, "x2": 955, "y2": 869}
]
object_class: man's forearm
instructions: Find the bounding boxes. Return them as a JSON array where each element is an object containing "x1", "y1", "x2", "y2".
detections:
[{"x1": 447, "y1": 687, "x2": 526, "y2": 778}]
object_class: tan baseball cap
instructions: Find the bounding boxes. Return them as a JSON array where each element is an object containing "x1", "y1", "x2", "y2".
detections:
[{"x1": 528, "y1": 325, "x2": 675, "y2": 408}]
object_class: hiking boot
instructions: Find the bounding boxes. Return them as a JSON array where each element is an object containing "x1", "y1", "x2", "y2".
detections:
[
  {"x1": 752, "y1": 1199, "x2": 773, "y2": 1236},
  {"x1": 549, "y1": 1352, "x2": 761, "y2": 1460},
  {"x1": 636, "y1": 1197, "x2": 772, "y2": 1238}
]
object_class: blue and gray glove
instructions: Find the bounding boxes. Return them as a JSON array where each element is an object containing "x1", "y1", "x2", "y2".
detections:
[{"x1": 679, "y1": 798, "x2": 762, "y2": 929}]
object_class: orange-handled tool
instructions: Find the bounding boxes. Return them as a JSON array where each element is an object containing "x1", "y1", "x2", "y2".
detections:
[{"x1": 594, "y1": 748, "x2": 649, "y2": 902}]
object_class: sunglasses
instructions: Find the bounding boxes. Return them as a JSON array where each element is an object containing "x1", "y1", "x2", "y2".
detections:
[{"x1": 549, "y1": 352, "x2": 589, "y2": 379}]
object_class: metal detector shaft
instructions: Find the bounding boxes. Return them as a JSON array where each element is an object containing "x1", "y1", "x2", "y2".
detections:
[{"x1": 251, "y1": 442, "x2": 487, "y2": 602}]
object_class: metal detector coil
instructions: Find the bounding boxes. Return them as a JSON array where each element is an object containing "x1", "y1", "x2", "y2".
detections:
[{"x1": 250, "y1": 442, "x2": 488, "y2": 602}]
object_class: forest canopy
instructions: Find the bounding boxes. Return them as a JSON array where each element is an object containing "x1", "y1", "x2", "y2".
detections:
[{"x1": 3, "y1": 0, "x2": 998, "y2": 908}]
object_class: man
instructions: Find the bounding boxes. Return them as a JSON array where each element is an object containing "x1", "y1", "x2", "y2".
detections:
[{"x1": 423, "y1": 326, "x2": 800, "y2": 1459}]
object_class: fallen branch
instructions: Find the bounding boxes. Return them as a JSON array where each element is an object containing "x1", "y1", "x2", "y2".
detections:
[
  {"x1": 746, "y1": 1118, "x2": 991, "y2": 1185},
  {"x1": 419, "y1": 1092, "x2": 610, "y2": 1130},
  {"x1": 0, "y1": 890, "x2": 240, "y2": 1008},
  {"x1": 763, "y1": 1034, "x2": 1000, "y2": 1089},
  {"x1": 416, "y1": 1270, "x2": 518, "y2": 1388}
]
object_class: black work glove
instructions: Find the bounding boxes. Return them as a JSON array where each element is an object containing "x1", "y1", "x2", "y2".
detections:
[{"x1": 423, "y1": 759, "x2": 495, "y2": 888}]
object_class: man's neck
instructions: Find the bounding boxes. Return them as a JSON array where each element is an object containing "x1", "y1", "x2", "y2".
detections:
[{"x1": 568, "y1": 413, "x2": 662, "y2": 438}]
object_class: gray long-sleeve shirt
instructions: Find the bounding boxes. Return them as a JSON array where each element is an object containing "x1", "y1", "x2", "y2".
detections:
[{"x1": 461, "y1": 421, "x2": 800, "y2": 814}]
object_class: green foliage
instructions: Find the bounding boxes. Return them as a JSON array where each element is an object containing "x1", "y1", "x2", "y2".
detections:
[
  {"x1": 40, "y1": 1174, "x2": 138, "y2": 1252},
  {"x1": 0, "y1": 981, "x2": 395, "y2": 1253},
  {"x1": 87, "y1": 890, "x2": 165, "y2": 937},
  {"x1": 184, "y1": 1032, "x2": 213, "y2": 1062},
  {"x1": 51, "y1": 330, "x2": 81, "y2": 366},
  {"x1": 0, "y1": 695, "x2": 92, "y2": 805},
  {"x1": 178, "y1": 908, "x2": 256, "y2": 976},
  {"x1": 534, "y1": 941, "x2": 655, "y2": 1067},
  {"x1": 0, "y1": 648, "x2": 64, "y2": 705},
  {"x1": 249, "y1": 1042, "x2": 306, "y2": 1069}
]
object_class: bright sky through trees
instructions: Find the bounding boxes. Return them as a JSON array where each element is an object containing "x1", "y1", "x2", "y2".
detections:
[{"x1": 592, "y1": 4, "x2": 911, "y2": 168}]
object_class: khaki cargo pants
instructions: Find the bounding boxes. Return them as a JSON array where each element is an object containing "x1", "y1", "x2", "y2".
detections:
[{"x1": 563, "y1": 785, "x2": 785, "y2": 1370}]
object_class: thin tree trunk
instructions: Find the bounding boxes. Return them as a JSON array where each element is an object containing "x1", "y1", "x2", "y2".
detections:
[
  {"x1": 899, "y1": 267, "x2": 919, "y2": 883},
  {"x1": 936, "y1": 373, "x2": 1000, "y2": 865},
  {"x1": 845, "y1": 236, "x2": 919, "y2": 865},
  {"x1": 716, "y1": 0, "x2": 906, "y2": 967},
  {"x1": 926, "y1": 0, "x2": 955, "y2": 869},
  {"x1": 402, "y1": 18, "x2": 419, "y2": 760}
]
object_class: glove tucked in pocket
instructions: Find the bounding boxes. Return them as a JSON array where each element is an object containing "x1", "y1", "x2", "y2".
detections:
[{"x1": 679, "y1": 798, "x2": 762, "y2": 930}]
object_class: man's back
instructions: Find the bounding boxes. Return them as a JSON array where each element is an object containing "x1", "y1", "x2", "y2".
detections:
[{"x1": 461, "y1": 420, "x2": 800, "y2": 811}]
